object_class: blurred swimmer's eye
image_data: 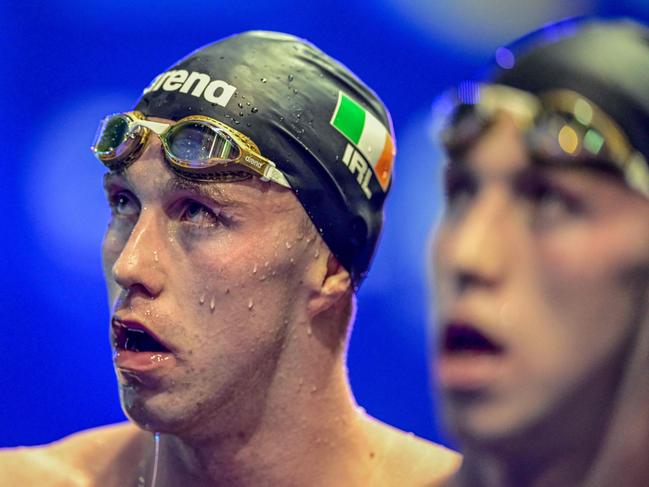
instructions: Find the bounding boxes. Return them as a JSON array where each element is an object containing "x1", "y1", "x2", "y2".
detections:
[
  {"x1": 517, "y1": 172, "x2": 583, "y2": 221},
  {"x1": 444, "y1": 164, "x2": 478, "y2": 211}
]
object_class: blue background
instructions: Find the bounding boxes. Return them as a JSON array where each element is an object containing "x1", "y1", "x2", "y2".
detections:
[{"x1": 3, "y1": 0, "x2": 649, "y2": 448}]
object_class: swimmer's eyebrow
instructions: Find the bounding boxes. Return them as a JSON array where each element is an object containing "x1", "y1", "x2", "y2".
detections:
[
  {"x1": 102, "y1": 171, "x2": 249, "y2": 207},
  {"x1": 163, "y1": 176, "x2": 242, "y2": 207},
  {"x1": 103, "y1": 171, "x2": 127, "y2": 191}
]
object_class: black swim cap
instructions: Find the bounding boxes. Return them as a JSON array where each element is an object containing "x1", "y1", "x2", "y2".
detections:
[
  {"x1": 135, "y1": 31, "x2": 395, "y2": 288},
  {"x1": 492, "y1": 18, "x2": 649, "y2": 162}
]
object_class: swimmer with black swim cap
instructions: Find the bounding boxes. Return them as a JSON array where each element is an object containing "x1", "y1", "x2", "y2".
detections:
[
  {"x1": 431, "y1": 18, "x2": 649, "y2": 487},
  {"x1": 0, "y1": 31, "x2": 459, "y2": 486}
]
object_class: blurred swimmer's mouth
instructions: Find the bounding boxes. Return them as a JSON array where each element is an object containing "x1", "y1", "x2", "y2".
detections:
[
  {"x1": 438, "y1": 321, "x2": 506, "y2": 391},
  {"x1": 443, "y1": 323, "x2": 504, "y2": 354}
]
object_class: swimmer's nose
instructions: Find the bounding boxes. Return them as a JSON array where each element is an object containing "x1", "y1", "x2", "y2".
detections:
[
  {"x1": 443, "y1": 190, "x2": 510, "y2": 294},
  {"x1": 112, "y1": 210, "x2": 166, "y2": 298}
]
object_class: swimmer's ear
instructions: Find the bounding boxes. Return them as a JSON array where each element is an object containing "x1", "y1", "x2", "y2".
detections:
[{"x1": 307, "y1": 252, "x2": 352, "y2": 318}]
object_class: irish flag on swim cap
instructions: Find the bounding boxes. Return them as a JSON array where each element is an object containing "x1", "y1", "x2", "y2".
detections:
[{"x1": 330, "y1": 91, "x2": 395, "y2": 191}]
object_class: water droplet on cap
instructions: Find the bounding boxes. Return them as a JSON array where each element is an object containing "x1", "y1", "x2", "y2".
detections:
[
  {"x1": 237, "y1": 102, "x2": 243, "y2": 108},
  {"x1": 288, "y1": 74, "x2": 294, "y2": 82},
  {"x1": 260, "y1": 78, "x2": 267, "y2": 83},
  {"x1": 251, "y1": 107, "x2": 259, "y2": 113}
]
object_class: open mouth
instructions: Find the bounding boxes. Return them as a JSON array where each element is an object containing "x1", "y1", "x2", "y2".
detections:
[
  {"x1": 443, "y1": 323, "x2": 503, "y2": 354},
  {"x1": 113, "y1": 320, "x2": 170, "y2": 353}
]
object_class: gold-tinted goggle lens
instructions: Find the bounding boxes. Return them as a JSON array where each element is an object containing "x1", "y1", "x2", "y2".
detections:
[
  {"x1": 92, "y1": 114, "x2": 143, "y2": 164},
  {"x1": 92, "y1": 114, "x2": 242, "y2": 167},
  {"x1": 439, "y1": 85, "x2": 649, "y2": 198},
  {"x1": 91, "y1": 112, "x2": 291, "y2": 188},
  {"x1": 164, "y1": 121, "x2": 240, "y2": 169}
]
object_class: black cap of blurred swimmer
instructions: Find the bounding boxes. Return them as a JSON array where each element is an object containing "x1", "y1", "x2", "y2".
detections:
[
  {"x1": 490, "y1": 18, "x2": 649, "y2": 162},
  {"x1": 135, "y1": 31, "x2": 395, "y2": 289}
]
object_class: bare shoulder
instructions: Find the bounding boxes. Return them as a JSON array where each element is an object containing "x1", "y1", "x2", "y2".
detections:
[
  {"x1": 363, "y1": 417, "x2": 462, "y2": 487},
  {"x1": 0, "y1": 423, "x2": 147, "y2": 487}
]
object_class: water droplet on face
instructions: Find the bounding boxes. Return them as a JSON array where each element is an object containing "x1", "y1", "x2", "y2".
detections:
[
  {"x1": 248, "y1": 298, "x2": 254, "y2": 310},
  {"x1": 311, "y1": 386, "x2": 317, "y2": 393},
  {"x1": 251, "y1": 107, "x2": 259, "y2": 113},
  {"x1": 307, "y1": 326, "x2": 312, "y2": 337},
  {"x1": 289, "y1": 257, "x2": 295, "y2": 264},
  {"x1": 153, "y1": 251, "x2": 159, "y2": 263},
  {"x1": 210, "y1": 296, "x2": 216, "y2": 312},
  {"x1": 285, "y1": 241, "x2": 292, "y2": 249},
  {"x1": 314, "y1": 249, "x2": 320, "y2": 258},
  {"x1": 199, "y1": 293, "x2": 205, "y2": 305},
  {"x1": 260, "y1": 78, "x2": 267, "y2": 83},
  {"x1": 252, "y1": 263, "x2": 258, "y2": 274}
]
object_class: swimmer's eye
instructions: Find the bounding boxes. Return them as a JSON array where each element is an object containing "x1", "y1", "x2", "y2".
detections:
[
  {"x1": 108, "y1": 190, "x2": 140, "y2": 218},
  {"x1": 179, "y1": 200, "x2": 221, "y2": 229},
  {"x1": 444, "y1": 164, "x2": 478, "y2": 210},
  {"x1": 516, "y1": 173, "x2": 583, "y2": 219}
]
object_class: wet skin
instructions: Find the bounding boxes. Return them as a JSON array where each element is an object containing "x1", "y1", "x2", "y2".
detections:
[
  {"x1": 0, "y1": 115, "x2": 463, "y2": 487},
  {"x1": 102, "y1": 121, "x2": 325, "y2": 439},
  {"x1": 432, "y1": 115, "x2": 649, "y2": 456}
]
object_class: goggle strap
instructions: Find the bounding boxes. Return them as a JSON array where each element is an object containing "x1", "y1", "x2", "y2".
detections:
[
  {"x1": 262, "y1": 165, "x2": 291, "y2": 188},
  {"x1": 625, "y1": 153, "x2": 649, "y2": 199}
]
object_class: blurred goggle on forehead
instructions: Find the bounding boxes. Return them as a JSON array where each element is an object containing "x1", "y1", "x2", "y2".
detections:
[
  {"x1": 91, "y1": 111, "x2": 291, "y2": 187},
  {"x1": 439, "y1": 83, "x2": 649, "y2": 198}
]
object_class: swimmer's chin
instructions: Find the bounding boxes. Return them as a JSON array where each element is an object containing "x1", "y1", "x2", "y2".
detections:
[{"x1": 118, "y1": 387, "x2": 189, "y2": 434}]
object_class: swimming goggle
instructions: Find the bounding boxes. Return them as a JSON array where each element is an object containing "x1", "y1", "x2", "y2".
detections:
[
  {"x1": 438, "y1": 83, "x2": 649, "y2": 197},
  {"x1": 91, "y1": 111, "x2": 290, "y2": 188}
]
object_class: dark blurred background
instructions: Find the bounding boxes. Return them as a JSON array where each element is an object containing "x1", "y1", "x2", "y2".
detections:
[{"x1": 2, "y1": 0, "x2": 648, "y2": 448}]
